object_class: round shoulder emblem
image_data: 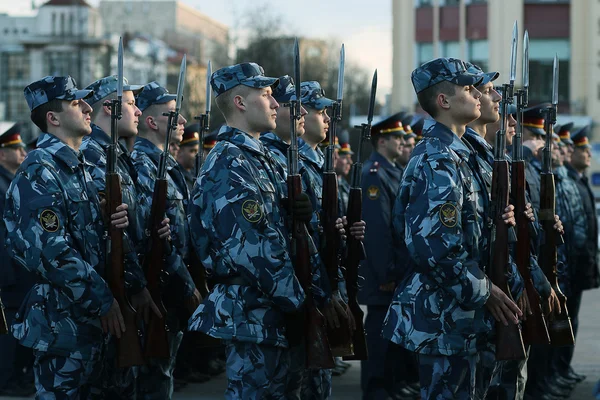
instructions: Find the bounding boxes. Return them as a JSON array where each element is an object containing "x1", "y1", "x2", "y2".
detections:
[
  {"x1": 439, "y1": 202, "x2": 458, "y2": 228},
  {"x1": 367, "y1": 185, "x2": 380, "y2": 200},
  {"x1": 241, "y1": 200, "x2": 263, "y2": 223},
  {"x1": 40, "y1": 209, "x2": 60, "y2": 232}
]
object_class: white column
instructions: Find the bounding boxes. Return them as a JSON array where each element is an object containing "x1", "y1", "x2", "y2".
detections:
[
  {"x1": 391, "y1": 0, "x2": 416, "y2": 112},
  {"x1": 459, "y1": 0, "x2": 467, "y2": 60},
  {"x1": 487, "y1": 0, "x2": 523, "y2": 84}
]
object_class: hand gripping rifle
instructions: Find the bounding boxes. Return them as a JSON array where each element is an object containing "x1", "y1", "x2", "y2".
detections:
[
  {"x1": 489, "y1": 21, "x2": 526, "y2": 360},
  {"x1": 321, "y1": 44, "x2": 354, "y2": 356},
  {"x1": 190, "y1": 61, "x2": 212, "y2": 301},
  {"x1": 513, "y1": 31, "x2": 551, "y2": 346},
  {"x1": 539, "y1": 55, "x2": 575, "y2": 347},
  {"x1": 104, "y1": 37, "x2": 145, "y2": 367},
  {"x1": 287, "y1": 39, "x2": 335, "y2": 369},
  {"x1": 341, "y1": 70, "x2": 377, "y2": 362},
  {"x1": 143, "y1": 55, "x2": 187, "y2": 359}
]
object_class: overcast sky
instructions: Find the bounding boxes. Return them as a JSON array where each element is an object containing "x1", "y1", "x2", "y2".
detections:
[{"x1": 1, "y1": 0, "x2": 394, "y2": 94}]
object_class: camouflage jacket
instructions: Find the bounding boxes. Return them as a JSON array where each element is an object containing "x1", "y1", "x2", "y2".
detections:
[
  {"x1": 554, "y1": 165, "x2": 587, "y2": 295},
  {"x1": 80, "y1": 125, "x2": 146, "y2": 294},
  {"x1": 260, "y1": 132, "x2": 330, "y2": 306},
  {"x1": 4, "y1": 133, "x2": 113, "y2": 360},
  {"x1": 131, "y1": 137, "x2": 195, "y2": 297},
  {"x1": 382, "y1": 121, "x2": 493, "y2": 356},
  {"x1": 188, "y1": 126, "x2": 304, "y2": 347}
]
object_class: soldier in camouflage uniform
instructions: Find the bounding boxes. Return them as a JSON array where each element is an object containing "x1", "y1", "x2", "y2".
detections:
[
  {"x1": 187, "y1": 63, "x2": 310, "y2": 399},
  {"x1": 381, "y1": 58, "x2": 523, "y2": 400},
  {"x1": 133, "y1": 81, "x2": 201, "y2": 400},
  {"x1": 80, "y1": 75, "x2": 172, "y2": 399},
  {"x1": 3, "y1": 76, "x2": 131, "y2": 399}
]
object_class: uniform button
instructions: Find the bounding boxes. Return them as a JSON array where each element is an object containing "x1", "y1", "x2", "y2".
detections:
[{"x1": 425, "y1": 284, "x2": 431, "y2": 290}]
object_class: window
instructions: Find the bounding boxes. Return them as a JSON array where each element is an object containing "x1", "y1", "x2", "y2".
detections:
[
  {"x1": 441, "y1": 41, "x2": 460, "y2": 58},
  {"x1": 527, "y1": 39, "x2": 569, "y2": 105},
  {"x1": 468, "y1": 40, "x2": 488, "y2": 72},
  {"x1": 416, "y1": 42, "x2": 434, "y2": 67},
  {"x1": 415, "y1": 0, "x2": 433, "y2": 6}
]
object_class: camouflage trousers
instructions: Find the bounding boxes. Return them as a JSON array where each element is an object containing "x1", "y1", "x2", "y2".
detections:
[
  {"x1": 287, "y1": 342, "x2": 332, "y2": 399},
  {"x1": 487, "y1": 357, "x2": 528, "y2": 400},
  {"x1": 417, "y1": 350, "x2": 495, "y2": 400},
  {"x1": 136, "y1": 329, "x2": 183, "y2": 400},
  {"x1": 33, "y1": 350, "x2": 104, "y2": 400},
  {"x1": 224, "y1": 341, "x2": 290, "y2": 400},
  {"x1": 90, "y1": 336, "x2": 138, "y2": 400}
]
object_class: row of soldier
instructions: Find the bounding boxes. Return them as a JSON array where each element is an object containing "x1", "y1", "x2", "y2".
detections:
[{"x1": 0, "y1": 54, "x2": 598, "y2": 400}]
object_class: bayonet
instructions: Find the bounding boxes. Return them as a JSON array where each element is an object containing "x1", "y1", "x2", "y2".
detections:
[
  {"x1": 205, "y1": 60, "x2": 212, "y2": 114},
  {"x1": 523, "y1": 31, "x2": 529, "y2": 91},
  {"x1": 337, "y1": 44, "x2": 345, "y2": 101},
  {"x1": 160, "y1": 55, "x2": 186, "y2": 180},
  {"x1": 195, "y1": 60, "x2": 212, "y2": 174},
  {"x1": 552, "y1": 54, "x2": 559, "y2": 106},
  {"x1": 510, "y1": 21, "x2": 518, "y2": 85}
]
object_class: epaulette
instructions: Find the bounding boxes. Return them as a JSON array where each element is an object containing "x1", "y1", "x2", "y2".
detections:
[{"x1": 370, "y1": 161, "x2": 379, "y2": 174}]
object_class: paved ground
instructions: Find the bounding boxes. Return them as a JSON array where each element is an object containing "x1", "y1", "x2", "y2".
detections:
[{"x1": 2, "y1": 289, "x2": 599, "y2": 399}]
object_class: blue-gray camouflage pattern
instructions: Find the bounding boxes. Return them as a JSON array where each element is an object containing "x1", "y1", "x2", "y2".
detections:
[
  {"x1": 33, "y1": 349, "x2": 105, "y2": 400},
  {"x1": 80, "y1": 124, "x2": 147, "y2": 294},
  {"x1": 137, "y1": 330, "x2": 183, "y2": 400},
  {"x1": 24, "y1": 76, "x2": 93, "y2": 111},
  {"x1": 84, "y1": 75, "x2": 143, "y2": 106},
  {"x1": 554, "y1": 165, "x2": 587, "y2": 296},
  {"x1": 382, "y1": 121, "x2": 493, "y2": 356},
  {"x1": 188, "y1": 125, "x2": 304, "y2": 347},
  {"x1": 411, "y1": 58, "x2": 483, "y2": 94},
  {"x1": 4, "y1": 133, "x2": 113, "y2": 360},
  {"x1": 300, "y1": 81, "x2": 335, "y2": 110},
  {"x1": 135, "y1": 82, "x2": 176, "y2": 112},
  {"x1": 464, "y1": 62, "x2": 499, "y2": 86},
  {"x1": 131, "y1": 137, "x2": 195, "y2": 297},
  {"x1": 211, "y1": 63, "x2": 278, "y2": 97},
  {"x1": 224, "y1": 341, "x2": 290, "y2": 399},
  {"x1": 272, "y1": 75, "x2": 297, "y2": 103}
]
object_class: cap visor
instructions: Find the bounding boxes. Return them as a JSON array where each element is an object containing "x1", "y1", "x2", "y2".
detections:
[
  {"x1": 124, "y1": 84, "x2": 144, "y2": 95},
  {"x1": 455, "y1": 73, "x2": 484, "y2": 87},
  {"x1": 241, "y1": 76, "x2": 280, "y2": 90},
  {"x1": 154, "y1": 94, "x2": 177, "y2": 104},
  {"x1": 478, "y1": 71, "x2": 499, "y2": 86},
  {"x1": 404, "y1": 133, "x2": 417, "y2": 139},
  {"x1": 532, "y1": 128, "x2": 547, "y2": 136},
  {"x1": 308, "y1": 97, "x2": 335, "y2": 110},
  {"x1": 57, "y1": 89, "x2": 94, "y2": 101}
]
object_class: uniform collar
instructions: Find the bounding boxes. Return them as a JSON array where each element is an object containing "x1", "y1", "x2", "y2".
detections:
[
  {"x1": 298, "y1": 138, "x2": 324, "y2": 168},
  {"x1": 218, "y1": 125, "x2": 266, "y2": 156},
  {"x1": 134, "y1": 136, "x2": 170, "y2": 165},
  {"x1": 369, "y1": 150, "x2": 396, "y2": 169},
  {"x1": 0, "y1": 164, "x2": 14, "y2": 181},
  {"x1": 464, "y1": 127, "x2": 493, "y2": 152},
  {"x1": 37, "y1": 132, "x2": 84, "y2": 171},
  {"x1": 423, "y1": 121, "x2": 472, "y2": 160},
  {"x1": 89, "y1": 124, "x2": 111, "y2": 148},
  {"x1": 260, "y1": 131, "x2": 289, "y2": 152}
]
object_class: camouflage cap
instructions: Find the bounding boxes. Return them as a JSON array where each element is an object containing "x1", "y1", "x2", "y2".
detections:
[
  {"x1": 136, "y1": 81, "x2": 176, "y2": 112},
  {"x1": 85, "y1": 75, "x2": 143, "y2": 105},
  {"x1": 411, "y1": 58, "x2": 484, "y2": 94},
  {"x1": 272, "y1": 75, "x2": 297, "y2": 103},
  {"x1": 210, "y1": 62, "x2": 278, "y2": 97},
  {"x1": 464, "y1": 62, "x2": 499, "y2": 87},
  {"x1": 300, "y1": 81, "x2": 335, "y2": 110},
  {"x1": 24, "y1": 76, "x2": 93, "y2": 111}
]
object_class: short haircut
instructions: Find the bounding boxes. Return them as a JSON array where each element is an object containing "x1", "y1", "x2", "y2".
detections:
[
  {"x1": 215, "y1": 85, "x2": 252, "y2": 120},
  {"x1": 417, "y1": 81, "x2": 456, "y2": 118},
  {"x1": 30, "y1": 99, "x2": 64, "y2": 132},
  {"x1": 89, "y1": 92, "x2": 117, "y2": 121}
]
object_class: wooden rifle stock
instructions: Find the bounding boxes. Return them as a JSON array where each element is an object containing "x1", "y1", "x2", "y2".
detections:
[
  {"x1": 489, "y1": 159, "x2": 526, "y2": 360},
  {"x1": 539, "y1": 172, "x2": 575, "y2": 347},
  {"x1": 511, "y1": 161, "x2": 551, "y2": 345},
  {"x1": 143, "y1": 178, "x2": 170, "y2": 359},
  {"x1": 288, "y1": 174, "x2": 334, "y2": 369},
  {"x1": 321, "y1": 171, "x2": 353, "y2": 356},
  {"x1": 341, "y1": 186, "x2": 368, "y2": 361},
  {"x1": 106, "y1": 172, "x2": 145, "y2": 367}
]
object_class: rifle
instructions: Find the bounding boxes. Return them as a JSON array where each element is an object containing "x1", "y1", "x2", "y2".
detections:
[
  {"x1": 143, "y1": 55, "x2": 187, "y2": 359},
  {"x1": 341, "y1": 70, "x2": 377, "y2": 362},
  {"x1": 190, "y1": 60, "x2": 212, "y2": 301},
  {"x1": 0, "y1": 292, "x2": 7, "y2": 334},
  {"x1": 512, "y1": 31, "x2": 551, "y2": 346},
  {"x1": 539, "y1": 55, "x2": 575, "y2": 347},
  {"x1": 488, "y1": 21, "x2": 526, "y2": 361},
  {"x1": 104, "y1": 37, "x2": 145, "y2": 367},
  {"x1": 321, "y1": 44, "x2": 354, "y2": 357},
  {"x1": 287, "y1": 39, "x2": 335, "y2": 369}
]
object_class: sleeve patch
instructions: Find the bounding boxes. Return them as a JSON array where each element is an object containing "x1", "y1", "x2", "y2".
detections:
[
  {"x1": 40, "y1": 209, "x2": 60, "y2": 232},
  {"x1": 241, "y1": 200, "x2": 263, "y2": 223},
  {"x1": 367, "y1": 185, "x2": 380, "y2": 200},
  {"x1": 439, "y1": 202, "x2": 458, "y2": 228}
]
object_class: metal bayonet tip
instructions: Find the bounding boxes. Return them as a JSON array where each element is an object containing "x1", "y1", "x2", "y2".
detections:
[
  {"x1": 523, "y1": 30, "x2": 529, "y2": 88},
  {"x1": 337, "y1": 44, "x2": 345, "y2": 101},
  {"x1": 552, "y1": 54, "x2": 559, "y2": 105},
  {"x1": 510, "y1": 21, "x2": 518, "y2": 82},
  {"x1": 205, "y1": 60, "x2": 212, "y2": 114},
  {"x1": 117, "y1": 37, "x2": 124, "y2": 98},
  {"x1": 367, "y1": 69, "x2": 377, "y2": 123}
]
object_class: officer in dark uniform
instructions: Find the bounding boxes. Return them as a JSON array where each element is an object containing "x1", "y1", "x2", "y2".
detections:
[
  {"x1": 177, "y1": 125, "x2": 201, "y2": 192},
  {"x1": 335, "y1": 132, "x2": 353, "y2": 215},
  {"x1": 0, "y1": 124, "x2": 36, "y2": 397},
  {"x1": 521, "y1": 104, "x2": 549, "y2": 211},
  {"x1": 563, "y1": 126, "x2": 600, "y2": 382},
  {"x1": 398, "y1": 115, "x2": 417, "y2": 171},
  {"x1": 359, "y1": 113, "x2": 418, "y2": 400}
]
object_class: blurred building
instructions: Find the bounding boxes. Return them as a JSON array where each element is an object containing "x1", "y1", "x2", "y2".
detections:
[
  {"x1": 0, "y1": 0, "x2": 110, "y2": 134},
  {"x1": 98, "y1": 0, "x2": 230, "y2": 67},
  {"x1": 392, "y1": 0, "x2": 595, "y2": 119}
]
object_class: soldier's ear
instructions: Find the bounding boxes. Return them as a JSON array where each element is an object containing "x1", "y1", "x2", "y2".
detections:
[
  {"x1": 146, "y1": 115, "x2": 158, "y2": 130},
  {"x1": 46, "y1": 111, "x2": 60, "y2": 127},
  {"x1": 233, "y1": 94, "x2": 246, "y2": 111},
  {"x1": 437, "y1": 93, "x2": 451, "y2": 110}
]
